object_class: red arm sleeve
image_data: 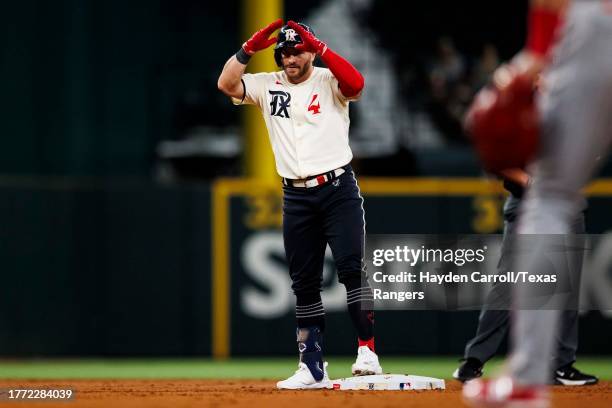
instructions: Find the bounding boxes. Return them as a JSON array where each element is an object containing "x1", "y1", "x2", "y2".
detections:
[
  {"x1": 320, "y1": 48, "x2": 365, "y2": 98},
  {"x1": 526, "y1": 7, "x2": 563, "y2": 57}
]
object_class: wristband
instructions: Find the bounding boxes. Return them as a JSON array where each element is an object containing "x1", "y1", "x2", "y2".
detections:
[{"x1": 235, "y1": 48, "x2": 251, "y2": 65}]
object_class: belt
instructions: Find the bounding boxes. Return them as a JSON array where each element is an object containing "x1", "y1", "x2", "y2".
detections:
[{"x1": 283, "y1": 167, "x2": 347, "y2": 188}]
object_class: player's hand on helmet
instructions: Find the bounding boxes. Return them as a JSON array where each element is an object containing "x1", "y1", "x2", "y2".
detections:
[
  {"x1": 287, "y1": 20, "x2": 327, "y2": 55},
  {"x1": 242, "y1": 19, "x2": 284, "y2": 55}
]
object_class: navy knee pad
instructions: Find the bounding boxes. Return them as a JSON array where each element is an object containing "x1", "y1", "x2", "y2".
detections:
[{"x1": 297, "y1": 326, "x2": 324, "y2": 381}]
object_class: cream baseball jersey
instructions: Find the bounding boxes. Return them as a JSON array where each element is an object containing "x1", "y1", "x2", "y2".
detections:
[{"x1": 233, "y1": 67, "x2": 357, "y2": 179}]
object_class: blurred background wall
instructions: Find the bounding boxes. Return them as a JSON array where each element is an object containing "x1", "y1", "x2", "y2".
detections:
[
  {"x1": 1, "y1": 0, "x2": 611, "y2": 357},
  {"x1": 0, "y1": 0, "x2": 532, "y2": 179}
]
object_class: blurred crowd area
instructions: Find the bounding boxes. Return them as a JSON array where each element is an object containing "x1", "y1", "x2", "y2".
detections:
[
  {"x1": 5, "y1": 0, "x2": 610, "y2": 180},
  {"x1": 159, "y1": 0, "x2": 529, "y2": 179}
]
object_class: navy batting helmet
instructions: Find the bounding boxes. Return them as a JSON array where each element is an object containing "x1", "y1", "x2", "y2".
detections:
[{"x1": 274, "y1": 22, "x2": 314, "y2": 67}]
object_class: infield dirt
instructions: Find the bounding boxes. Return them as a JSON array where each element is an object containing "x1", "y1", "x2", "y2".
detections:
[{"x1": 0, "y1": 379, "x2": 610, "y2": 407}]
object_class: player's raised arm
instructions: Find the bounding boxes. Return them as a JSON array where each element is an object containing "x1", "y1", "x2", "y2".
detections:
[
  {"x1": 464, "y1": 0, "x2": 570, "y2": 174},
  {"x1": 531, "y1": 0, "x2": 569, "y2": 11},
  {"x1": 217, "y1": 19, "x2": 283, "y2": 99},
  {"x1": 514, "y1": 0, "x2": 569, "y2": 77},
  {"x1": 287, "y1": 20, "x2": 364, "y2": 99}
]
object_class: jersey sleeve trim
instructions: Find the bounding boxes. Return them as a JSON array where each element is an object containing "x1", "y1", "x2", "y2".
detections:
[
  {"x1": 231, "y1": 78, "x2": 248, "y2": 105},
  {"x1": 239, "y1": 78, "x2": 247, "y2": 104}
]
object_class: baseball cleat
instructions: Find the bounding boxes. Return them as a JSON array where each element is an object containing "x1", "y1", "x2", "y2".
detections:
[
  {"x1": 276, "y1": 362, "x2": 332, "y2": 390},
  {"x1": 351, "y1": 346, "x2": 383, "y2": 376},
  {"x1": 463, "y1": 377, "x2": 549, "y2": 408},
  {"x1": 453, "y1": 358, "x2": 484, "y2": 383},
  {"x1": 553, "y1": 364, "x2": 598, "y2": 386}
]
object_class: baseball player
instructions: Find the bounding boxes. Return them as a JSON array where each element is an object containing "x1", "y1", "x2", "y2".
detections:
[
  {"x1": 454, "y1": 169, "x2": 598, "y2": 386},
  {"x1": 464, "y1": 0, "x2": 612, "y2": 406},
  {"x1": 217, "y1": 19, "x2": 382, "y2": 389}
]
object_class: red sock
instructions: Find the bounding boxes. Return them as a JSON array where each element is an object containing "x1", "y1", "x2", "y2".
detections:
[{"x1": 358, "y1": 337, "x2": 375, "y2": 352}]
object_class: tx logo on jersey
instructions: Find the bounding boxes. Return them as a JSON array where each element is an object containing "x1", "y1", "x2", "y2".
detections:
[{"x1": 269, "y1": 90, "x2": 291, "y2": 118}]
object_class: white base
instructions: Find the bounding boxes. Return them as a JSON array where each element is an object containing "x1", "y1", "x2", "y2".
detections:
[{"x1": 331, "y1": 374, "x2": 445, "y2": 391}]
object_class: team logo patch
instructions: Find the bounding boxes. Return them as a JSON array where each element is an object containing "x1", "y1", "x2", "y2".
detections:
[
  {"x1": 269, "y1": 90, "x2": 291, "y2": 118},
  {"x1": 283, "y1": 28, "x2": 298, "y2": 42}
]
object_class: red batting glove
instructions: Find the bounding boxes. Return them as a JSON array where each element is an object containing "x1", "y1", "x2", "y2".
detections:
[
  {"x1": 287, "y1": 20, "x2": 363, "y2": 97},
  {"x1": 287, "y1": 20, "x2": 327, "y2": 55},
  {"x1": 242, "y1": 19, "x2": 283, "y2": 55}
]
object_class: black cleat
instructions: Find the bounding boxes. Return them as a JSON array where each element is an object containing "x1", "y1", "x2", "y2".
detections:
[
  {"x1": 554, "y1": 364, "x2": 598, "y2": 386},
  {"x1": 453, "y1": 358, "x2": 483, "y2": 383}
]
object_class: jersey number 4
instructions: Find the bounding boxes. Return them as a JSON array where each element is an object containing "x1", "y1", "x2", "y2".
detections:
[{"x1": 308, "y1": 94, "x2": 321, "y2": 115}]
